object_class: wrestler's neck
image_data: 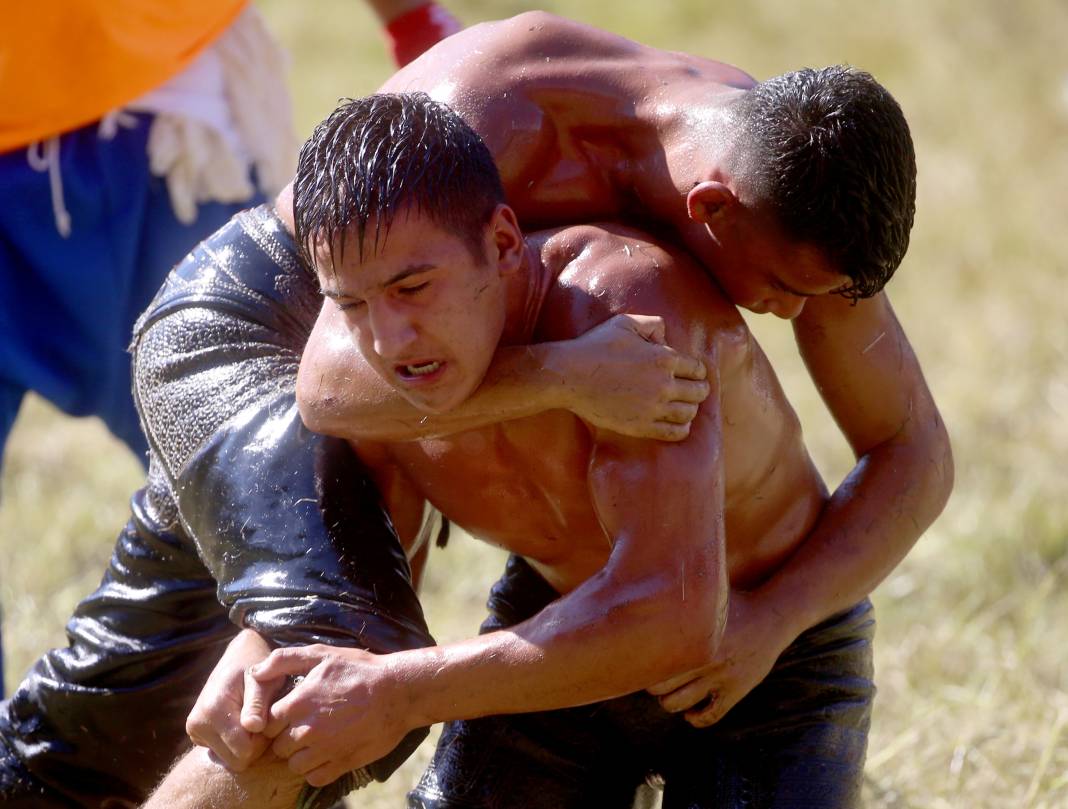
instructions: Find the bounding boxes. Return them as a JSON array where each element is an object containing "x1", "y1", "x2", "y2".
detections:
[
  {"x1": 637, "y1": 90, "x2": 745, "y2": 209},
  {"x1": 498, "y1": 242, "x2": 553, "y2": 347}
]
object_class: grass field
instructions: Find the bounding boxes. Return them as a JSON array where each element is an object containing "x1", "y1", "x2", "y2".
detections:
[{"x1": 2, "y1": 1, "x2": 1066, "y2": 806}]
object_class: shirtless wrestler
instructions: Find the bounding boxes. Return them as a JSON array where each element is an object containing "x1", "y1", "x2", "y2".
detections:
[
  {"x1": 147, "y1": 92, "x2": 940, "y2": 809},
  {"x1": 311, "y1": 9, "x2": 953, "y2": 732}
]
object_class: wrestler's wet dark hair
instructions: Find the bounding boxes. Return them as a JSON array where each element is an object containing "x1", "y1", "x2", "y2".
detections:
[
  {"x1": 737, "y1": 66, "x2": 916, "y2": 298},
  {"x1": 294, "y1": 92, "x2": 505, "y2": 269}
]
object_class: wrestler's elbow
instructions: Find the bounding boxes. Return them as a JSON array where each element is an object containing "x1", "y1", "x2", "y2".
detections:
[
  {"x1": 643, "y1": 567, "x2": 727, "y2": 675},
  {"x1": 890, "y1": 404, "x2": 955, "y2": 524},
  {"x1": 928, "y1": 413, "x2": 955, "y2": 517},
  {"x1": 296, "y1": 362, "x2": 348, "y2": 438},
  {"x1": 684, "y1": 572, "x2": 729, "y2": 667}
]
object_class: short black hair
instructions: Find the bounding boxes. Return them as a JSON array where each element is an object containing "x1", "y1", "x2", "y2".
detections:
[
  {"x1": 736, "y1": 66, "x2": 916, "y2": 298},
  {"x1": 293, "y1": 92, "x2": 505, "y2": 270}
]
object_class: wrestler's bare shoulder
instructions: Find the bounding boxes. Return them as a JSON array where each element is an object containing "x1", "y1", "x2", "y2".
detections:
[
  {"x1": 531, "y1": 224, "x2": 750, "y2": 366},
  {"x1": 384, "y1": 12, "x2": 755, "y2": 103}
]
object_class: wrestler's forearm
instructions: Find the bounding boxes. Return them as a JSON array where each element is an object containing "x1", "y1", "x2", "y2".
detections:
[
  {"x1": 300, "y1": 308, "x2": 706, "y2": 443},
  {"x1": 389, "y1": 567, "x2": 719, "y2": 725},
  {"x1": 299, "y1": 341, "x2": 570, "y2": 442},
  {"x1": 750, "y1": 420, "x2": 953, "y2": 641},
  {"x1": 766, "y1": 292, "x2": 954, "y2": 640}
]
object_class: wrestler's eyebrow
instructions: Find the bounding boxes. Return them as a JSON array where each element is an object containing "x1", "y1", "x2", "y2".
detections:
[
  {"x1": 319, "y1": 265, "x2": 436, "y2": 299},
  {"x1": 382, "y1": 264, "x2": 436, "y2": 288}
]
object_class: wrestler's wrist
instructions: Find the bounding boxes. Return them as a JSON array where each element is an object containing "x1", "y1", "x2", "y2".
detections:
[
  {"x1": 380, "y1": 648, "x2": 445, "y2": 730},
  {"x1": 746, "y1": 582, "x2": 817, "y2": 649},
  {"x1": 538, "y1": 337, "x2": 598, "y2": 412},
  {"x1": 525, "y1": 341, "x2": 578, "y2": 414}
]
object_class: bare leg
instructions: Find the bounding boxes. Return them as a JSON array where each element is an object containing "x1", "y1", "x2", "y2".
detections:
[{"x1": 143, "y1": 747, "x2": 304, "y2": 809}]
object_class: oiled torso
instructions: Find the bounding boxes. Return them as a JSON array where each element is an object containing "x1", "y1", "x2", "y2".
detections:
[
  {"x1": 383, "y1": 383, "x2": 824, "y2": 595},
  {"x1": 389, "y1": 411, "x2": 607, "y2": 590},
  {"x1": 359, "y1": 228, "x2": 828, "y2": 595}
]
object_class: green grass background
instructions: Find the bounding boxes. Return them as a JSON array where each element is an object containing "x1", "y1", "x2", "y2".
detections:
[{"x1": 2, "y1": 1, "x2": 1066, "y2": 806}]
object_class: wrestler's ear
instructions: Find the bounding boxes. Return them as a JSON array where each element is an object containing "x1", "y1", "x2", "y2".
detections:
[
  {"x1": 686, "y1": 181, "x2": 739, "y2": 226},
  {"x1": 486, "y1": 204, "x2": 525, "y2": 276}
]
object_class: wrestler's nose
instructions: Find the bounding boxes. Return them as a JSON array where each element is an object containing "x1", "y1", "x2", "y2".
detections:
[{"x1": 369, "y1": 302, "x2": 418, "y2": 359}]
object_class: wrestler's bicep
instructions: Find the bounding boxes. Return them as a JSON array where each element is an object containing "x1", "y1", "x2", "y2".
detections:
[
  {"x1": 583, "y1": 399, "x2": 729, "y2": 655},
  {"x1": 587, "y1": 386, "x2": 726, "y2": 576}
]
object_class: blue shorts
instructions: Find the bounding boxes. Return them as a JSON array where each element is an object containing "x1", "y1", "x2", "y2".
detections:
[
  {"x1": 0, "y1": 115, "x2": 262, "y2": 462},
  {"x1": 410, "y1": 556, "x2": 876, "y2": 809}
]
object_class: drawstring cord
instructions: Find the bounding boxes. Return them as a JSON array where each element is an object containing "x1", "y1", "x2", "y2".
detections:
[
  {"x1": 98, "y1": 109, "x2": 139, "y2": 140},
  {"x1": 26, "y1": 138, "x2": 71, "y2": 238},
  {"x1": 24, "y1": 4, "x2": 292, "y2": 238},
  {"x1": 25, "y1": 111, "x2": 139, "y2": 238}
]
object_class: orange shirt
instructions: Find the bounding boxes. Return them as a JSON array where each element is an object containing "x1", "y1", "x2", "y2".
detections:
[{"x1": 0, "y1": 0, "x2": 248, "y2": 152}]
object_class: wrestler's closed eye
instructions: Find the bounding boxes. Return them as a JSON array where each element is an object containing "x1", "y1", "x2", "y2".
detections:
[{"x1": 398, "y1": 281, "x2": 431, "y2": 296}]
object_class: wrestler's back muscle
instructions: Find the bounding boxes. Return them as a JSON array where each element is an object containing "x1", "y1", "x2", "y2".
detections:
[
  {"x1": 382, "y1": 11, "x2": 751, "y2": 227},
  {"x1": 360, "y1": 226, "x2": 827, "y2": 594}
]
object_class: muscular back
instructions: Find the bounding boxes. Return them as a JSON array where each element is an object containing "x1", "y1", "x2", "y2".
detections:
[
  {"x1": 381, "y1": 12, "x2": 753, "y2": 228},
  {"x1": 358, "y1": 225, "x2": 827, "y2": 594}
]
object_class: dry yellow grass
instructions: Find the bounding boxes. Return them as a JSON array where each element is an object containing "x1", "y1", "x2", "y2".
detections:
[{"x1": 1, "y1": 1, "x2": 1066, "y2": 806}]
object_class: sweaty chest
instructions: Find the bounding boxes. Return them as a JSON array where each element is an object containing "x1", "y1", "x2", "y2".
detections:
[{"x1": 389, "y1": 412, "x2": 606, "y2": 562}]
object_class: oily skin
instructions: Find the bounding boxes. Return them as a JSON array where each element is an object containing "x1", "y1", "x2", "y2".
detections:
[
  {"x1": 242, "y1": 210, "x2": 831, "y2": 786},
  {"x1": 381, "y1": 11, "x2": 848, "y2": 318},
  {"x1": 368, "y1": 8, "x2": 952, "y2": 723},
  {"x1": 183, "y1": 12, "x2": 952, "y2": 793}
]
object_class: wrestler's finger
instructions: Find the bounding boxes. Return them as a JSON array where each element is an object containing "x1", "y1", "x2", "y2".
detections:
[
  {"x1": 646, "y1": 671, "x2": 697, "y2": 696},
  {"x1": 684, "y1": 691, "x2": 731, "y2": 728},
  {"x1": 287, "y1": 745, "x2": 330, "y2": 777},
  {"x1": 222, "y1": 726, "x2": 271, "y2": 772},
  {"x1": 262, "y1": 688, "x2": 304, "y2": 739},
  {"x1": 671, "y1": 354, "x2": 707, "y2": 382},
  {"x1": 306, "y1": 761, "x2": 346, "y2": 789},
  {"x1": 625, "y1": 313, "x2": 667, "y2": 344},
  {"x1": 188, "y1": 726, "x2": 228, "y2": 766},
  {"x1": 186, "y1": 711, "x2": 236, "y2": 767},
  {"x1": 197, "y1": 728, "x2": 247, "y2": 773},
  {"x1": 658, "y1": 402, "x2": 699, "y2": 426},
  {"x1": 271, "y1": 723, "x2": 312, "y2": 760},
  {"x1": 241, "y1": 667, "x2": 272, "y2": 733},
  {"x1": 250, "y1": 647, "x2": 320, "y2": 682},
  {"x1": 668, "y1": 377, "x2": 711, "y2": 405},
  {"x1": 657, "y1": 679, "x2": 714, "y2": 714},
  {"x1": 644, "y1": 421, "x2": 691, "y2": 443}
]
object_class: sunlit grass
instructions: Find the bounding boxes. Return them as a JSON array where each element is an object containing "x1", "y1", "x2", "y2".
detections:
[{"x1": 2, "y1": 1, "x2": 1065, "y2": 806}]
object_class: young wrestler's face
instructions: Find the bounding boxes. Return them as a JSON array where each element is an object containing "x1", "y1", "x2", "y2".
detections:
[
  {"x1": 686, "y1": 184, "x2": 852, "y2": 319},
  {"x1": 712, "y1": 224, "x2": 850, "y2": 320},
  {"x1": 314, "y1": 207, "x2": 523, "y2": 413}
]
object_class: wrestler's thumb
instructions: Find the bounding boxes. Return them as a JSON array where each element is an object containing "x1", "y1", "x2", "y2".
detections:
[
  {"x1": 240, "y1": 667, "x2": 270, "y2": 733},
  {"x1": 626, "y1": 313, "x2": 667, "y2": 344}
]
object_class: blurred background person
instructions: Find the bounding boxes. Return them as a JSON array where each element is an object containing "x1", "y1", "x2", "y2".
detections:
[{"x1": 0, "y1": 0, "x2": 460, "y2": 695}]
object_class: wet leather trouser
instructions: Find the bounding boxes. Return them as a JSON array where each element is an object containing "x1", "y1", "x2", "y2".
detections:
[
  {"x1": 410, "y1": 557, "x2": 875, "y2": 809},
  {"x1": 0, "y1": 206, "x2": 435, "y2": 808}
]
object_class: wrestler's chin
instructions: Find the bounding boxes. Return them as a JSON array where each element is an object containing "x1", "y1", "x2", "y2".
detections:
[{"x1": 393, "y1": 366, "x2": 478, "y2": 415}]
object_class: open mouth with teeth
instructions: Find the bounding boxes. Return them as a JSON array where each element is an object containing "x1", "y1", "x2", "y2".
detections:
[{"x1": 396, "y1": 360, "x2": 446, "y2": 381}]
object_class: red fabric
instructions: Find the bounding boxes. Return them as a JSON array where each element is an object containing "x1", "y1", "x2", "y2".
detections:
[{"x1": 385, "y1": 2, "x2": 463, "y2": 68}]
